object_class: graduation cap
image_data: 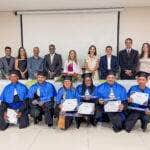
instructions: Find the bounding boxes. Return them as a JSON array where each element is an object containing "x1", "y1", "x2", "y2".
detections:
[
  {"x1": 136, "y1": 71, "x2": 149, "y2": 79},
  {"x1": 37, "y1": 71, "x2": 47, "y2": 77},
  {"x1": 106, "y1": 70, "x2": 116, "y2": 77},
  {"x1": 10, "y1": 70, "x2": 21, "y2": 79},
  {"x1": 81, "y1": 73, "x2": 92, "y2": 79},
  {"x1": 62, "y1": 75, "x2": 72, "y2": 81}
]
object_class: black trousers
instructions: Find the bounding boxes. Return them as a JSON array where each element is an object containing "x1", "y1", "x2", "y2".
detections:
[
  {"x1": 30, "y1": 101, "x2": 54, "y2": 126},
  {"x1": 125, "y1": 110, "x2": 149, "y2": 132},
  {"x1": 107, "y1": 112, "x2": 124, "y2": 132},
  {"x1": 95, "y1": 104, "x2": 124, "y2": 132},
  {"x1": 0, "y1": 102, "x2": 29, "y2": 130}
]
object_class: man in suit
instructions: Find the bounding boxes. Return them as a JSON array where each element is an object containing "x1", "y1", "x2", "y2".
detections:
[
  {"x1": 0, "y1": 46, "x2": 15, "y2": 79},
  {"x1": 119, "y1": 38, "x2": 139, "y2": 79},
  {"x1": 44, "y1": 44, "x2": 62, "y2": 79},
  {"x1": 99, "y1": 46, "x2": 119, "y2": 79}
]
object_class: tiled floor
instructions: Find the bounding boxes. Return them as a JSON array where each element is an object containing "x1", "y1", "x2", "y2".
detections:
[{"x1": 0, "y1": 120, "x2": 150, "y2": 150}]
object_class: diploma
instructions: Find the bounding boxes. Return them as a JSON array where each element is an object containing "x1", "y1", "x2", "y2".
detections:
[
  {"x1": 62, "y1": 99, "x2": 78, "y2": 112},
  {"x1": 7, "y1": 109, "x2": 18, "y2": 124},
  {"x1": 130, "y1": 92, "x2": 149, "y2": 106},
  {"x1": 104, "y1": 100, "x2": 121, "y2": 112},
  {"x1": 80, "y1": 95, "x2": 97, "y2": 99},
  {"x1": 78, "y1": 102, "x2": 95, "y2": 115}
]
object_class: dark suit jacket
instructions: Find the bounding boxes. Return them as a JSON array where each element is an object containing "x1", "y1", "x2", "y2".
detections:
[
  {"x1": 0, "y1": 56, "x2": 15, "y2": 78},
  {"x1": 99, "y1": 55, "x2": 119, "y2": 79},
  {"x1": 118, "y1": 49, "x2": 139, "y2": 79},
  {"x1": 44, "y1": 53, "x2": 62, "y2": 77}
]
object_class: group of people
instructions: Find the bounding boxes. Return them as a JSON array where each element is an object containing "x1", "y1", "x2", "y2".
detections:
[
  {"x1": 0, "y1": 38, "x2": 149, "y2": 80},
  {"x1": 0, "y1": 68, "x2": 150, "y2": 133}
]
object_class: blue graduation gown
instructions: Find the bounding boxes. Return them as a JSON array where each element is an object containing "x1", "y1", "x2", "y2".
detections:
[
  {"x1": 27, "y1": 81, "x2": 57, "y2": 102},
  {"x1": 0, "y1": 82, "x2": 28, "y2": 109},
  {"x1": 95, "y1": 82, "x2": 127, "y2": 102},
  {"x1": 75, "y1": 84, "x2": 97, "y2": 103},
  {"x1": 56, "y1": 87, "x2": 77, "y2": 105},
  {"x1": 95, "y1": 82, "x2": 127, "y2": 121},
  {"x1": 128, "y1": 85, "x2": 150, "y2": 109}
]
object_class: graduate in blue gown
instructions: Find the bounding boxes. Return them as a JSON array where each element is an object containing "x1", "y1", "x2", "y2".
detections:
[
  {"x1": 125, "y1": 72, "x2": 150, "y2": 132},
  {"x1": 0, "y1": 70, "x2": 29, "y2": 130},
  {"x1": 95, "y1": 71, "x2": 127, "y2": 132},
  {"x1": 55, "y1": 75, "x2": 77, "y2": 129},
  {"x1": 75, "y1": 73, "x2": 97, "y2": 128},
  {"x1": 28, "y1": 71, "x2": 56, "y2": 127}
]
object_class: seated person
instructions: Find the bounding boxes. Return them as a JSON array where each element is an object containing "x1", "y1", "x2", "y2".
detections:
[
  {"x1": 75, "y1": 73, "x2": 97, "y2": 129},
  {"x1": 0, "y1": 70, "x2": 29, "y2": 130},
  {"x1": 55, "y1": 75, "x2": 77, "y2": 130},
  {"x1": 63, "y1": 50, "x2": 82, "y2": 76},
  {"x1": 27, "y1": 71, "x2": 57, "y2": 127},
  {"x1": 125, "y1": 71, "x2": 150, "y2": 132},
  {"x1": 95, "y1": 71, "x2": 127, "y2": 132}
]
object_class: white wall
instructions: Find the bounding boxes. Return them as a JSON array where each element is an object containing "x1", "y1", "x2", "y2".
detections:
[
  {"x1": 0, "y1": 12, "x2": 20, "y2": 57},
  {"x1": 22, "y1": 12, "x2": 118, "y2": 63},
  {"x1": 0, "y1": 7, "x2": 150, "y2": 58},
  {"x1": 120, "y1": 7, "x2": 150, "y2": 53}
]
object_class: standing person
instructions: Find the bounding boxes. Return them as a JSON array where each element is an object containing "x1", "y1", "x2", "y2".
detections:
[
  {"x1": 0, "y1": 70, "x2": 29, "y2": 130},
  {"x1": 15, "y1": 47, "x2": 28, "y2": 79},
  {"x1": 27, "y1": 47, "x2": 44, "y2": 79},
  {"x1": 125, "y1": 72, "x2": 150, "y2": 132},
  {"x1": 139, "y1": 43, "x2": 150, "y2": 75},
  {"x1": 119, "y1": 38, "x2": 139, "y2": 79},
  {"x1": 0, "y1": 46, "x2": 15, "y2": 79},
  {"x1": 44, "y1": 44, "x2": 62, "y2": 79},
  {"x1": 100, "y1": 46, "x2": 119, "y2": 79},
  {"x1": 85, "y1": 45, "x2": 99, "y2": 80},
  {"x1": 28, "y1": 71, "x2": 56, "y2": 127},
  {"x1": 63, "y1": 50, "x2": 82, "y2": 75}
]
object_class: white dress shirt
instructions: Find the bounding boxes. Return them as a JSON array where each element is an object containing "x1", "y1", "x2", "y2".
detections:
[{"x1": 107, "y1": 55, "x2": 111, "y2": 70}]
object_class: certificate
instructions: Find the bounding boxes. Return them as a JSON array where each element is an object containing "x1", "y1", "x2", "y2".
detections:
[
  {"x1": 104, "y1": 101, "x2": 121, "y2": 112},
  {"x1": 62, "y1": 99, "x2": 78, "y2": 112},
  {"x1": 130, "y1": 92, "x2": 149, "y2": 105},
  {"x1": 78, "y1": 102, "x2": 95, "y2": 115},
  {"x1": 7, "y1": 109, "x2": 18, "y2": 124}
]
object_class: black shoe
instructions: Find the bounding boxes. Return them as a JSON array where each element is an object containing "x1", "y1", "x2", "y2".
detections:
[
  {"x1": 38, "y1": 115, "x2": 42, "y2": 122},
  {"x1": 141, "y1": 123, "x2": 147, "y2": 132},
  {"x1": 34, "y1": 118, "x2": 38, "y2": 124},
  {"x1": 48, "y1": 123, "x2": 53, "y2": 127}
]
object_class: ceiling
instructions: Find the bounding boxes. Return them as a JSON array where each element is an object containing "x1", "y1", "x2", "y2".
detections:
[{"x1": 0, "y1": 0, "x2": 150, "y2": 11}]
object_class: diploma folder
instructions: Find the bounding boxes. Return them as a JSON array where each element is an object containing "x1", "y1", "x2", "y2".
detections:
[
  {"x1": 6, "y1": 109, "x2": 18, "y2": 124},
  {"x1": 78, "y1": 102, "x2": 95, "y2": 115},
  {"x1": 130, "y1": 92, "x2": 149, "y2": 106},
  {"x1": 62, "y1": 99, "x2": 78, "y2": 112},
  {"x1": 104, "y1": 100, "x2": 121, "y2": 112}
]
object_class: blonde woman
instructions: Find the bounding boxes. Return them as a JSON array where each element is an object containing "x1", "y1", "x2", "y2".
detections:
[
  {"x1": 85, "y1": 45, "x2": 99, "y2": 80},
  {"x1": 63, "y1": 50, "x2": 82, "y2": 75}
]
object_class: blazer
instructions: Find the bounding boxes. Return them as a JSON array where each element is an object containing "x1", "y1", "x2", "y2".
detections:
[
  {"x1": 44, "y1": 53, "x2": 62, "y2": 76},
  {"x1": 0, "y1": 56, "x2": 15, "y2": 78},
  {"x1": 118, "y1": 49, "x2": 139, "y2": 79},
  {"x1": 99, "y1": 55, "x2": 119, "y2": 79}
]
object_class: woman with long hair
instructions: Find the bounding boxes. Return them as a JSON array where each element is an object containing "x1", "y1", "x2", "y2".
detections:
[
  {"x1": 85, "y1": 45, "x2": 99, "y2": 80},
  {"x1": 139, "y1": 43, "x2": 150, "y2": 75},
  {"x1": 63, "y1": 50, "x2": 82, "y2": 75},
  {"x1": 15, "y1": 47, "x2": 28, "y2": 79}
]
